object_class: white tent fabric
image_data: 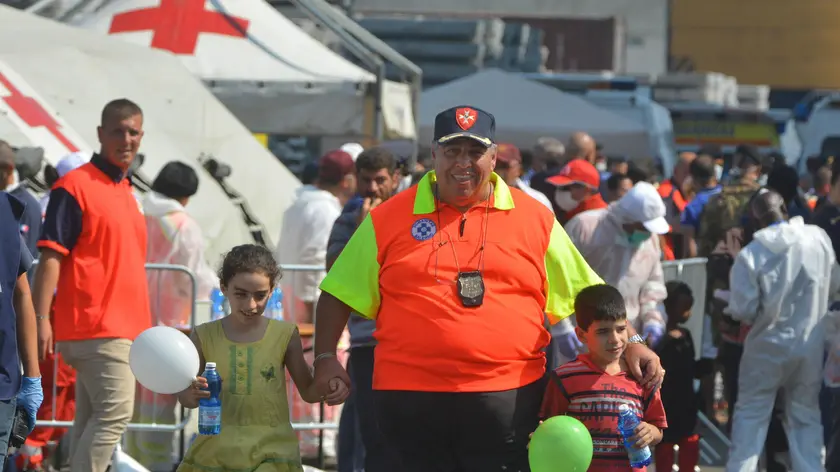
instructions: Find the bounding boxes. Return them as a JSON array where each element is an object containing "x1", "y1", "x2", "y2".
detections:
[
  {"x1": 419, "y1": 69, "x2": 651, "y2": 155},
  {"x1": 0, "y1": 61, "x2": 93, "y2": 165},
  {"x1": 73, "y1": 0, "x2": 416, "y2": 139},
  {"x1": 0, "y1": 5, "x2": 299, "y2": 265}
]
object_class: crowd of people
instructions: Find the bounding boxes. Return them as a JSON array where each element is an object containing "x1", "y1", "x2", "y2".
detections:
[{"x1": 1, "y1": 99, "x2": 840, "y2": 472}]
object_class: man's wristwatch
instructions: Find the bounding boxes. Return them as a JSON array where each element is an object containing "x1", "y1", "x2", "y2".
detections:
[{"x1": 629, "y1": 334, "x2": 646, "y2": 345}]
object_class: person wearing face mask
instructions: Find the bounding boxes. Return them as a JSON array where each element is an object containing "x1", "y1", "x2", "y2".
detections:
[
  {"x1": 547, "y1": 159, "x2": 607, "y2": 224},
  {"x1": 564, "y1": 182, "x2": 670, "y2": 347},
  {"x1": 724, "y1": 190, "x2": 840, "y2": 472}
]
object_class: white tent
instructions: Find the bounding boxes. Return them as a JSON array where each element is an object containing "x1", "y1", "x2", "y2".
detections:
[
  {"x1": 419, "y1": 69, "x2": 651, "y2": 155},
  {"x1": 0, "y1": 61, "x2": 92, "y2": 165},
  {"x1": 0, "y1": 5, "x2": 299, "y2": 265},
  {"x1": 73, "y1": 0, "x2": 416, "y2": 139}
]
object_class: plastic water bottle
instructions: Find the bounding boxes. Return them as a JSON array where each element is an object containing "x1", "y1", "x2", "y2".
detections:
[
  {"x1": 198, "y1": 362, "x2": 222, "y2": 435},
  {"x1": 210, "y1": 289, "x2": 226, "y2": 321},
  {"x1": 265, "y1": 287, "x2": 284, "y2": 320},
  {"x1": 617, "y1": 403, "x2": 652, "y2": 467}
]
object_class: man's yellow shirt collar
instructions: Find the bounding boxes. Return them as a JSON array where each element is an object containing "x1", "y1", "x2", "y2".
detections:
[{"x1": 413, "y1": 171, "x2": 515, "y2": 215}]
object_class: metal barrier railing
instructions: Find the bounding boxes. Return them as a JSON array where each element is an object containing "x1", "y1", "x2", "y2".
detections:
[{"x1": 30, "y1": 262, "x2": 198, "y2": 435}]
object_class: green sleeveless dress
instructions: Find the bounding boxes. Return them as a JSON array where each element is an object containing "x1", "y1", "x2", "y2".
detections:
[{"x1": 178, "y1": 319, "x2": 304, "y2": 472}]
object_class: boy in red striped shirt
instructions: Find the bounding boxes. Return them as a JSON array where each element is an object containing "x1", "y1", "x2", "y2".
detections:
[{"x1": 540, "y1": 284, "x2": 667, "y2": 471}]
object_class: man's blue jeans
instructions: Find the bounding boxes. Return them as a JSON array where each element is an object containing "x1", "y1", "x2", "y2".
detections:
[{"x1": 0, "y1": 397, "x2": 18, "y2": 469}]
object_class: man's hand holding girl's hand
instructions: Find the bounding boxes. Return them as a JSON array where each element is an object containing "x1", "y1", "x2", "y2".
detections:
[{"x1": 324, "y1": 377, "x2": 350, "y2": 405}]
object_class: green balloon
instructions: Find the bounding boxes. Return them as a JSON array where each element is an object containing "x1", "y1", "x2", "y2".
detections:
[{"x1": 528, "y1": 416, "x2": 593, "y2": 472}]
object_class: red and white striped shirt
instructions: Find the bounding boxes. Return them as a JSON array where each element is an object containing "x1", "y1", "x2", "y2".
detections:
[{"x1": 540, "y1": 354, "x2": 668, "y2": 471}]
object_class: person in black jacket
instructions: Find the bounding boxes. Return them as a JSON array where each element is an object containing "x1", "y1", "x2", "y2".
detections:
[{"x1": 655, "y1": 281, "x2": 712, "y2": 472}]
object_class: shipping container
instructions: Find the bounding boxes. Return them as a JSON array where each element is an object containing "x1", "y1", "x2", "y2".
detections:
[
  {"x1": 671, "y1": 0, "x2": 840, "y2": 89},
  {"x1": 504, "y1": 17, "x2": 624, "y2": 72}
]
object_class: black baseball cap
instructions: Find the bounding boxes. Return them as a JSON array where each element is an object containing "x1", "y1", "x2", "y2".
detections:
[{"x1": 433, "y1": 105, "x2": 495, "y2": 147}]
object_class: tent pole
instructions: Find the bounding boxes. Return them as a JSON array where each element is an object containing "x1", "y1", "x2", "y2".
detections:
[
  {"x1": 287, "y1": 0, "x2": 380, "y2": 71},
  {"x1": 306, "y1": 0, "x2": 421, "y2": 78},
  {"x1": 293, "y1": 0, "x2": 422, "y2": 154},
  {"x1": 288, "y1": 0, "x2": 384, "y2": 144},
  {"x1": 24, "y1": 0, "x2": 57, "y2": 14},
  {"x1": 374, "y1": 63, "x2": 385, "y2": 142}
]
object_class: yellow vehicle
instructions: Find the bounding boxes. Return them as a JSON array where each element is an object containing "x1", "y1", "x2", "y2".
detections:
[{"x1": 669, "y1": 104, "x2": 781, "y2": 155}]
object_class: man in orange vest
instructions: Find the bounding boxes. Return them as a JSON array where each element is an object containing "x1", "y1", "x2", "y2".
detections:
[
  {"x1": 659, "y1": 152, "x2": 695, "y2": 259},
  {"x1": 33, "y1": 99, "x2": 151, "y2": 472}
]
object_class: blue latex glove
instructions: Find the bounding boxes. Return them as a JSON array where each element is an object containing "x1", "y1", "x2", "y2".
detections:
[
  {"x1": 642, "y1": 323, "x2": 665, "y2": 348},
  {"x1": 17, "y1": 376, "x2": 43, "y2": 433},
  {"x1": 555, "y1": 331, "x2": 584, "y2": 360}
]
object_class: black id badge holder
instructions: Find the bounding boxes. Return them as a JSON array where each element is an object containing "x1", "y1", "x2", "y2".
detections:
[{"x1": 457, "y1": 271, "x2": 485, "y2": 307}]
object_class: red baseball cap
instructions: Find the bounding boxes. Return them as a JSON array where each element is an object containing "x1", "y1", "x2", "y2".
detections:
[
  {"x1": 547, "y1": 159, "x2": 600, "y2": 188},
  {"x1": 318, "y1": 150, "x2": 355, "y2": 182},
  {"x1": 496, "y1": 143, "x2": 521, "y2": 164}
]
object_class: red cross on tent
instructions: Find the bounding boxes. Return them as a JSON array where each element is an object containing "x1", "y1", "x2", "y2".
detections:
[
  {"x1": 0, "y1": 72, "x2": 80, "y2": 153},
  {"x1": 108, "y1": 0, "x2": 251, "y2": 55}
]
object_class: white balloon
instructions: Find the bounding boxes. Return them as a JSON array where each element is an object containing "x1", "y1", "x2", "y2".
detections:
[{"x1": 129, "y1": 326, "x2": 200, "y2": 394}]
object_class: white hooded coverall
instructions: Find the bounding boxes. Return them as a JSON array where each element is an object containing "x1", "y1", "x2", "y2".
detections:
[
  {"x1": 563, "y1": 203, "x2": 668, "y2": 332},
  {"x1": 726, "y1": 216, "x2": 840, "y2": 472}
]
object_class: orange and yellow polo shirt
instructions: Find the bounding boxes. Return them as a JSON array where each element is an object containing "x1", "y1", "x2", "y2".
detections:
[{"x1": 320, "y1": 171, "x2": 603, "y2": 393}]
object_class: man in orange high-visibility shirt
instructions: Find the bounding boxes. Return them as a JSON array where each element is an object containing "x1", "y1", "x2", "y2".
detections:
[{"x1": 312, "y1": 105, "x2": 666, "y2": 471}]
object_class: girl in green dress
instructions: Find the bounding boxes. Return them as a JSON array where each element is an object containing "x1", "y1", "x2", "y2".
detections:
[{"x1": 177, "y1": 244, "x2": 348, "y2": 471}]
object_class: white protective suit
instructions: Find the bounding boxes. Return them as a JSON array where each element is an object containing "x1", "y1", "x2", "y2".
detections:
[
  {"x1": 275, "y1": 186, "x2": 342, "y2": 323},
  {"x1": 563, "y1": 203, "x2": 668, "y2": 333},
  {"x1": 725, "y1": 216, "x2": 840, "y2": 472},
  {"x1": 143, "y1": 191, "x2": 219, "y2": 328}
]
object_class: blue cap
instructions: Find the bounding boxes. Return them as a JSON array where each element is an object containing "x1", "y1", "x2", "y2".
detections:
[{"x1": 433, "y1": 106, "x2": 495, "y2": 147}]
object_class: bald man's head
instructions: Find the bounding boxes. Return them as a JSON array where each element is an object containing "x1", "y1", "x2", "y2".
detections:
[
  {"x1": 533, "y1": 137, "x2": 565, "y2": 170},
  {"x1": 566, "y1": 132, "x2": 596, "y2": 164}
]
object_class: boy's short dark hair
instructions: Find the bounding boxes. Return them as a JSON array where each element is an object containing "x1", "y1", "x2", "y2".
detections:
[
  {"x1": 575, "y1": 284, "x2": 627, "y2": 331},
  {"x1": 664, "y1": 281, "x2": 693, "y2": 309}
]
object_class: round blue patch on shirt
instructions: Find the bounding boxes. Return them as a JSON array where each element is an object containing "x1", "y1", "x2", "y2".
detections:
[{"x1": 411, "y1": 218, "x2": 437, "y2": 241}]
